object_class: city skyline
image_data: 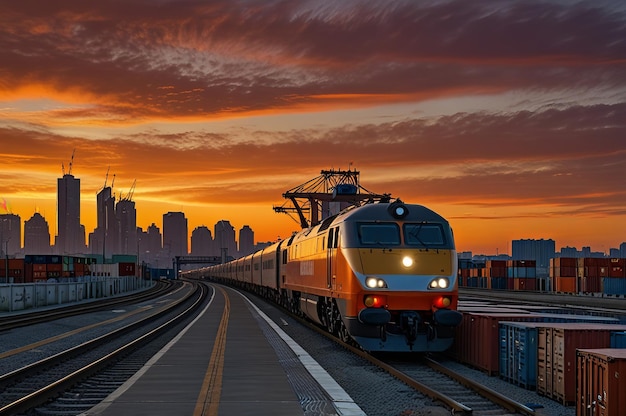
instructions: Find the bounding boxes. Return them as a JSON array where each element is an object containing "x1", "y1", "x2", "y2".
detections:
[
  {"x1": 1, "y1": 167, "x2": 624, "y2": 258},
  {"x1": 1, "y1": 1, "x2": 625, "y2": 254}
]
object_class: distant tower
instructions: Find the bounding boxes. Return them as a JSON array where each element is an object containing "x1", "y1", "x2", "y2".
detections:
[
  {"x1": 191, "y1": 226, "x2": 213, "y2": 256},
  {"x1": 92, "y1": 184, "x2": 116, "y2": 259},
  {"x1": 116, "y1": 199, "x2": 137, "y2": 255},
  {"x1": 214, "y1": 220, "x2": 236, "y2": 260},
  {"x1": 238, "y1": 225, "x2": 254, "y2": 257},
  {"x1": 56, "y1": 153, "x2": 85, "y2": 254},
  {"x1": 163, "y1": 212, "x2": 188, "y2": 258},
  {"x1": 0, "y1": 213, "x2": 21, "y2": 256},
  {"x1": 24, "y1": 212, "x2": 51, "y2": 255}
]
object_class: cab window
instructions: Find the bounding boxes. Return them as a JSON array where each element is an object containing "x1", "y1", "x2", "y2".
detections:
[
  {"x1": 357, "y1": 223, "x2": 400, "y2": 245},
  {"x1": 404, "y1": 223, "x2": 446, "y2": 246}
]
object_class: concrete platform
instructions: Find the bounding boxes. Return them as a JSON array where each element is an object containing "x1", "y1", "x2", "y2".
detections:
[{"x1": 84, "y1": 284, "x2": 364, "y2": 416}]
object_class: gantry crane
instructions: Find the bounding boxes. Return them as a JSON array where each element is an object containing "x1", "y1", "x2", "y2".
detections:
[{"x1": 273, "y1": 168, "x2": 390, "y2": 229}]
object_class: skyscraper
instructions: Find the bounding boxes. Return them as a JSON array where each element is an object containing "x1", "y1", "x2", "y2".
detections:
[
  {"x1": 116, "y1": 198, "x2": 137, "y2": 255},
  {"x1": 214, "y1": 220, "x2": 236, "y2": 261},
  {"x1": 238, "y1": 225, "x2": 254, "y2": 257},
  {"x1": 191, "y1": 226, "x2": 213, "y2": 256},
  {"x1": 0, "y1": 213, "x2": 21, "y2": 256},
  {"x1": 56, "y1": 173, "x2": 85, "y2": 254},
  {"x1": 163, "y1": 212, "x2": 188, "y2": 258},
  {"x1": 91, "y1": 185, "x2": 116, "y2": 259},
  {"x1": 24, "y1": 212, "x2": 51, "y2": 255}
]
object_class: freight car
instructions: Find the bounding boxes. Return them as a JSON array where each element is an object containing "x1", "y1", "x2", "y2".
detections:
[{"x1": 186, "y1": 200, "x2": 462, "y2": 352}]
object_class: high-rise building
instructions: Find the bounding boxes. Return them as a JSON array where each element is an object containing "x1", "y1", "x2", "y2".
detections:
[
  {"x1": 620, "y1": 242, "x2": 626, "y2": 258},
  {"x1": 214, "y1": 220, "x2": 236, "y2": 260},
  {"x1": 238, "y1": 225, "x2": 254, "y2": 257},
  {"x1": 512, "y1": 238, "x2": 555, "y2": 278},
  {"x1": 163, "y1": 212, "x2": 188, "y2": 258},
  {"x1": 116, "y1": 199, "x2": 137, "y2": 255},
  {"x1": 0, "y1": 213, "x2": 21, "y2": 256},
  {"x1": 24, "y1": 212, "x2": 51, "y2": 254},
  {"x1": 91, "y1": 185, "x2": 116, "y2": 258},
  {"x1": 191, "y1": 226, "x2": 213, "y2": 256},
  {"x1": 56, "y1": 173, "x2": 85, "y2": 254}
]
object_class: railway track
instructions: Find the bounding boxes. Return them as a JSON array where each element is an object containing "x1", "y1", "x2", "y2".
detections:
[
  {"x1": 0, "y1": 280, "x2": 209, "y2": 415},
  {"x1": 0, "y1": 279, "x2": 176, "y2": 332},
  {"x1": 232, "y1": 283, "x2": 537, "y2": 415}
]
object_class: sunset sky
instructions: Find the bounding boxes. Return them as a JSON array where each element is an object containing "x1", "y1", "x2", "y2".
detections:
[{"x1": 1, "y1": 0, "x2": 625, "y2": 255}]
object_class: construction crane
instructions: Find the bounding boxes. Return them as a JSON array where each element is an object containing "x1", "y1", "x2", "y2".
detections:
[
  {"x1": 119, "y1": 179, "x2": 136, "y2": 201},
  {"x1": 273, "y1": 168, "x2": 391, "y2": 229},
  {"x1": 61, "y1": 149, "x2": 76, "y2": 176},
  {"x1": 102, "y1": 167, "x2": 110, "y2": 190}
]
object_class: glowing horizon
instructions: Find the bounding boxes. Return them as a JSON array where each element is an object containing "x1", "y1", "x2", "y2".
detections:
[{"x1": 1, "y1": 0, "x2": 625, "y2": 255}]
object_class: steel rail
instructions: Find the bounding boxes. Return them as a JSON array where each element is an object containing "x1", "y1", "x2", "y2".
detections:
[
  {"x1": 0, "y1": 280, "x2": 176, "y2": 331},
  {"x1": 0, "y1": 282, "x2": 207, "y2": 414},
  {"x1": 425, "y1": 357, "x2": 536, "y2": 415}
]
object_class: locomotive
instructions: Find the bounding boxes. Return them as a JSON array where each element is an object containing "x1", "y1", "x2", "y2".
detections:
[{"x1": 188, "y1": 199, "x2": 462, "y2": 352}]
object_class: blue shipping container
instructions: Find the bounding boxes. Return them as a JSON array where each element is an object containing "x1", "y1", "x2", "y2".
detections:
[
  {"x1": 499, "y1": 322, "x2": 539, "y2": 389},
  {"x1": 491, "y1": 276, "x2": 507, "y2": 289},
  {"x1": 611, "y1": 331, "x2": 626, "y2": 348},
  {"x1": 603, "y1": 277, "x2": 626, "y2": 296}
]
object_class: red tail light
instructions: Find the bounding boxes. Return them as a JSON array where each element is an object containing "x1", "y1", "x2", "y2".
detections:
[
  {"x1": 364, "y1": 295, "x2": 387, "y2": 308},
  {"x1": 434, "y1": 296, "x2": 451, "y2": 309}
]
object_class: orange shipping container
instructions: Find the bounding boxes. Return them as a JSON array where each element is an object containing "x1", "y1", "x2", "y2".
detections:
[
  {"x1": 555, "y1": 276, "x2": 576, "y2": 293},
  {"x1": 577, "y1": 348, "x2": 626, "y2": 416}
]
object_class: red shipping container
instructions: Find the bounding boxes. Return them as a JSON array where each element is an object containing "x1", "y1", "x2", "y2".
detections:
[
  {"x1": 579, "y1": 275, "x2": 602, "y2": 293},
  {"x1": 554, "y1": 257, "x2": 577, "y2": 268},
  {"x1": 118, "y1": 262, "x2": 136, "y2": 276},
  {"x1": 453, "y1": 312, "x2": 544, "y2": 375},
  {"x1": 577, "y1": 348, "x2": 626, "y2": 416},
  {"x1": 609, "y1": 258, "x2": 625, "y2": 278},
  {"x1": 536, "y1": 323, "x2": 626, "y2": 405},
  {"x1": 514, "y1": 277, "x2": 536, "y2": 291}
]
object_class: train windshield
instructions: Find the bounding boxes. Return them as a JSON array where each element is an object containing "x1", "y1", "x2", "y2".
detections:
[
  {"x1": 404, "y1": 223, "x2": 446, "y2": 247},
  {"x1": 357, "y1": 223, "x2": 400, "y2": 246}
]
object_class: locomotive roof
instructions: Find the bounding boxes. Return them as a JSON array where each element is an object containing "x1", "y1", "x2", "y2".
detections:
[{"x1": 340, "y1": 201, "x2": 447, "y2": 223}]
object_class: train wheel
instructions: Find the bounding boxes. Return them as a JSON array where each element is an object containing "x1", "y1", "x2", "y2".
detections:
[{"x1": 324, "y1": 299, "x2": 339, "y2": 335}]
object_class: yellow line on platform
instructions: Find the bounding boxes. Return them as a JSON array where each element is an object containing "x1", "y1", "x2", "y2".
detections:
[{"x1": 194, "y1": 286, "x2": 229, "y2": 416}]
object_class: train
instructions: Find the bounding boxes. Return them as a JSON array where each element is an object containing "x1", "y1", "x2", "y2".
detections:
[{"x1": 184, "y1": 199, "x2": 462, "y2": 352}]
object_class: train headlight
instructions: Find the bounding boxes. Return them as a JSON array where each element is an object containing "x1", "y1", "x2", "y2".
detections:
[
  {"x1": 402, "y1": 256, "x2": 414, "y2": 268},
  {"x1": 366, "y1": 277, "x2": 387, "y2": 288},
  {"x1": 388, "y1": 202, "x2": 409, "y2": 219},
  {"x1": 429, "y1": 277, "x2": 449, "y2": 289}
]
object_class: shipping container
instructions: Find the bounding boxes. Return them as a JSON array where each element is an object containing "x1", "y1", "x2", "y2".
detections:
[
  {"x1": 611, "y1": 331, "x2": 626, "y2": 348},
  {"x1": 577, "y1": 348, "x2": 626, "y2": 416},
  {"x1": 490, "y1": 276, "x2": 508, "y2": 290},
  {"x1": 579, "y1": 275, "x2": 602, "y2": 293},
  {"x1": 536, "y1": 323, "x2": 626, "y2": 405},
  {"x1": 603, "y1": 277, "x2": 626, "y2": 296},
  {"x1": 609, "y1": 258, "x2": 625, "y2": 278},
  {"x1": 499, "y1": 322, "x2": 542, "y2": 389},
  {"x1": 500, "y1": 319, "x2": 621, "y2": 391},
  {"x1": 554, "y1": 276, "x2": 577, "y2": 293},
  {"x1": 513, "y1": 277, "x2": 537, "y2": 291},
  {"x1": 453, "y1": 312, "x2": 545, "y2": 375}
]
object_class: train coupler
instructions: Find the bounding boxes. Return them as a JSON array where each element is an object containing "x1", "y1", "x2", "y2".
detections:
[{"x1": 399, "y1": 311, "x2": 420, "y2": 342}]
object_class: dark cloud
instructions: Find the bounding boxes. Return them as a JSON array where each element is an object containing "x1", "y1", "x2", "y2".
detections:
[{"x1": 1, "y1": 0, "x2": 625, "y2": 120}]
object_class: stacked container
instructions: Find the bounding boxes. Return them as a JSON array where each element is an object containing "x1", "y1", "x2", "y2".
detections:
[
  {"x1": 551, "y1": 257, "x2": 577, "y2": 293},
  {"x1": 535, "y1": 323, "x2": 626, "y2": 405}
]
